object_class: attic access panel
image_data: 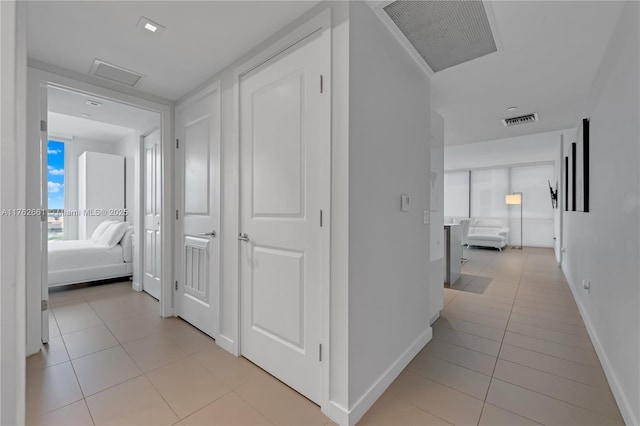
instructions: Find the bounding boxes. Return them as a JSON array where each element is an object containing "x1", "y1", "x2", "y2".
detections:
[{"x1": 383, "y1": 0, "x2": 497, "y2": 72}]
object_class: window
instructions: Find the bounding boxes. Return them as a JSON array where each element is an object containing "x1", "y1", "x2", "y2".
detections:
[
  {"x1": 47, "y1": 140, "x2": 65, "y2": 241},
  {"x1": 443, "y1": 171, "x2": 469, "y2": 218},
  {"x1": 470, "y1": 168, "x2": 509, "y2": 219},
  {"x1": 444, "y1": 163, "x2": 555, "y2": 246}
]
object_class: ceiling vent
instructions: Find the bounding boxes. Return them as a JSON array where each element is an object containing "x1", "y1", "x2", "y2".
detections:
[
  {"x1": 502, "y1": 113, "x2": 539, "y2": 127},
  {"x1": 89, "y1": 59, "x2": 143, "y2": 87},
  {"x1": 383, "y1": 1, "x2": 497, "y2": 72}
]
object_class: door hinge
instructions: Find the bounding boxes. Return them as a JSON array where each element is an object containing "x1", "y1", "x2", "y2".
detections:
[
  {"x1": 319, "y1": 343, "x2": 322, "y2": 362},
  {"x1": 41, "y1": 300, "x2": 48, "y2": 311},
  {"x1": 320, "y1": 75, "x2": 324, "y2": 94},
  {"x1": 175, "y1": 280, "x2": 178, "y2": 291},
  {"x1": 176, "y1": 210, "x2": 179, "y2": 220},
  {"x1": 320, "y1": 209, "x2": 323, "y2": 227},
  {"x1": 176, "y1": 139, "x2": 179, "y2": 149},
  {"x1": 40, "y1": 120, "x2": 47, "y2": 132}
]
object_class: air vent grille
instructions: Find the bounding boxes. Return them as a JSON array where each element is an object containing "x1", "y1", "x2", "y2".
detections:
[
  {"x1": 502, "y1": 113, "x2": 539, "y2": 127},
  {"x1": 383, "y1": 1, "x2": 497, "y2": 72},
  {"x1": 89, "y1": 59, "x2": 143, "y2": 87}
]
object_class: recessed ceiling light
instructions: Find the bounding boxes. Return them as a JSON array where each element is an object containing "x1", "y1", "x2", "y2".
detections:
[
  {"x1": 81, "y1": 113, "x2": 91, "y2": 118},
  {"x1": 507, "y1": 106, "x2": 518, "y2": 112},
  {"x1": 85, "y1": 100, "x2": 102, "y2": 108},
  {"x1": 137, "y1": 17, "x2": 164, "y2": 34}
]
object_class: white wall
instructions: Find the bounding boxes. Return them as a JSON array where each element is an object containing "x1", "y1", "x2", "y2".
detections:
[
  {"x1": 429, "y1": 111, "x2": 445, "y2": 324},
  {"x1": 114, "y1": 132, "x2": 138, "y2": 286},
  {"x1": 347, "y1": 2, "x2": 432, "y2": 422},
  {"x1": 115, "y1": 133, "x2": 135, "y2": 224},
  {"x1": 0, "y1": 1, "x2": 26, "y2": 424},
  {"x1": 561, "y1": 3, "x2": 639, "y2": 424},
  {"x1": 176, "y1": 3, "x2": 352, "y2": 422}
]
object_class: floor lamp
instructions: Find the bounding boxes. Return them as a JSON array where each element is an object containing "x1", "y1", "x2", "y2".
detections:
[{"x1": 505, "y1": 192, "x2": 523, "y2": 249}]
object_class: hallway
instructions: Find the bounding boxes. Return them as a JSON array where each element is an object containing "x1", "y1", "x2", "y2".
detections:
[
  {"x1": 26, "y1": 248, "x2": 624, "y2": 425},
  {"x1": 362, "y1": 247, "x2": 624, "y2": 425}
]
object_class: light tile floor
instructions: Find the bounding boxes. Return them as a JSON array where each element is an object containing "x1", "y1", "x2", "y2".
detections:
[{"x1": 27, "y1": 247, "x2": 624, "y2": 425}]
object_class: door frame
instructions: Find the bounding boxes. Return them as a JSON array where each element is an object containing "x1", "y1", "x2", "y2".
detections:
[
  {"x1": 173, "y1": 80, "x2": 222, "y2": 338},
  {"x1": 232, "y1": 8, "x2": 332, "y2": 409},
  {"x1": 30, "y1": 68, "x2": 174, "y2": 353}
]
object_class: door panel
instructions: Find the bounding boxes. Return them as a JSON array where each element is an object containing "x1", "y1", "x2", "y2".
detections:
[
  {"x1": 239, "y1": 32, "x2": 329, "y2": 404},
  {"x1": 143, "y1": 130, "x2": 161, "y2": 300},
  {"x1": 184, "y1": 120, "x2": 210, "y2": 215},
  {"x1": 252, "y1": 246, "x2": 305, "y2": 349},
  {"x1": 175, "y1": 90, "x2": 220, "y2": 339},
  {"x1": 252, "y1": 72, "x2": 304, "y2": 216}
]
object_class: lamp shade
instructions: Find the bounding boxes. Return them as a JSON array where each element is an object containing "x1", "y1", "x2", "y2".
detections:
[{"x1": 505, "y1": 194, "x2": 522, "y2": 205}]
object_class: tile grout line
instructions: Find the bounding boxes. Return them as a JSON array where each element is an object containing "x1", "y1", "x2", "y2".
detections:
[
  {"x1": 500, "y1": 328, "x2": 596, "y2": 352},
  {"x1": 382, "y1": 389, "x2": 455, "y2": 426},
  {"x1": 480, "y1": 250, "x2": 623, "y2": 424},
  {"x1": 493, "y1": 356, "x2": 618, "y2": 396},
  {"x1": 42, "y1": 285, "x2": 145, "y2": 424},
  {"x1": 40, "y1": 326, "x2": 97, "y2": 425},
  {"x1": 498, "y1": 335, "x2": 601, "y2": 368},
  {"x1": 488, "y1": 376, "x2": 624, "y2": 422},
  {"x1": 477, "y1": 248, "x2": 529, "y2": 425},
  {"x1": 405, "y1": 364, "x2": 490, "y2": 401}
]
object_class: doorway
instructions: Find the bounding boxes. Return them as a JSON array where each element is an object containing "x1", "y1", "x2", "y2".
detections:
[{"x1": 40, "y1": 84, "x2": 164, "y2": 344}]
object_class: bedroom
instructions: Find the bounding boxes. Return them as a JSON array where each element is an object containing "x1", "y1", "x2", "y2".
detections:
[{"x1": 45, "y1": 85, "x2": 162, "y2": 332}]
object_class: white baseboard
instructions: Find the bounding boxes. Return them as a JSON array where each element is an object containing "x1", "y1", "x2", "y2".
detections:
[
  {"x1": 565, "y1": 274, "x2": 638, "y2": 426},
  {"x1": 132, "y1": 281, "x2": 142, "y2": 292},
  {"x1": 322, "y1": 401, "x2": 349, "y2": 426},
  {"x1": 345, "y1": 327, "x2": 433, "y2": 425},
  {"x1": 216, "y1": 334, "x2": 236, "y2": 355}
]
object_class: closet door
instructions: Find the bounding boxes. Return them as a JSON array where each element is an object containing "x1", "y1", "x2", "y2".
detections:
[
  {"x1": 143, "y1": 130, "x2": 161, "y2": 299},
  {"x1": 175, "y1": 89, "x2": 220, "y2": 338}
]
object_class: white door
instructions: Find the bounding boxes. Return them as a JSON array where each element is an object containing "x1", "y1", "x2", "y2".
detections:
[
  {"x1": 175, "y1": 90, "x2": 220, "y2": 338},
  {"x1": 143, "y1": 130, "x2": 161, "y2": 300},
  {"x1": 239, "y1": 32, "x2": 329, "y2": 404}
]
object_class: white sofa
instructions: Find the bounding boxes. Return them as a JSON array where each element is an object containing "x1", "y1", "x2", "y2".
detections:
[{"x1": 467, "y1": 219, "x2": 510, "y2": 250}]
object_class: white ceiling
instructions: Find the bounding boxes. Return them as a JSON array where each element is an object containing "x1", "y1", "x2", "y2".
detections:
[
  {"x1": 430, "y1": 1, "x2": 625, "y2": 146},
  {"x1": 47, "y1": 86, "x2": 159, "y2": 142},
  {"x1": 28, "y1": 1, "x2": 625, "y2": 146},
  {"x1": 26, "y1": 1, "x2": 320, "y2": 101},
  {"x1": 48, "y1": 86, "x2": 159, "y2": 130},
  {"x1": 48, "y1": 112, "x2": 134, "y2": 143}
]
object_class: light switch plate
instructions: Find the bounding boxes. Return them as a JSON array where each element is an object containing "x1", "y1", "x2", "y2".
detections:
[
  {"x1": 401, "y1": 194, "x2": 410, "y2": 211},
  {"x1": 423, "y1": 210, "x2": 429, "y2": 224}
]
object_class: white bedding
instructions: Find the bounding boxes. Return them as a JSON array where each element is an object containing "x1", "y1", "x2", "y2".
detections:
[{"x1": 48, "y1": 240, "x2": 125, "y2": 271}]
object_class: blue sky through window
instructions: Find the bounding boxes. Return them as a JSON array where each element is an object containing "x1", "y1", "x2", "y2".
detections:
[{"x1": 47, "y1": 140, "x2": 65, "y2": 210}]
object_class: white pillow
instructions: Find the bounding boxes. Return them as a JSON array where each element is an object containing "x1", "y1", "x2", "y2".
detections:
[
  {"x1": 91, "y1": 220, "x2": 117, "y2": 242},
  {"x1": 96, "y1": 222, "x2": 130, "y2": 248}
]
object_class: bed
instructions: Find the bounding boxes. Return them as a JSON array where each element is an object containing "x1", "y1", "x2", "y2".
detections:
[{"x1": 48, "y1": 222, "x2": 134, "y2": 287}]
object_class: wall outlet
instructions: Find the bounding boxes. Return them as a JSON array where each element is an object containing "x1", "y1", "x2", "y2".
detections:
[{"x1": 582, "y1": 280, "x2": 591, "y2": 294}]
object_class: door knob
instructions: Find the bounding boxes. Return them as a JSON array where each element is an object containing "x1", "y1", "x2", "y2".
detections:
[
  {"x1": 237, "y1": 233, "x2": 250, "y2": 242},
  {"x1": 198, "y1": 230, "x2": 216, "y2": 238}
]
